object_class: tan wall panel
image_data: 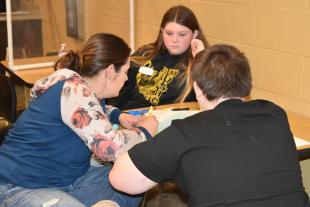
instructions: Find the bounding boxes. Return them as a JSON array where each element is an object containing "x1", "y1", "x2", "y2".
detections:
[
  {"x1": 135, "y1": 23, "x2": 159, "y2": 49},
  {"x1": 136, "y1": 0, "x2": 162, "y2": 25},
  {"x1": 85, "y1": 13, "x2": 130, "y2": 44},
  {"x1": 304, "y1": 58, "x2": 310, "y2": 102},
  {"x1": 191, "y1": 1, "x2": 230, "y2": 40},
  {"x1": 85, "y1": 0, "x2": 129, "y2": 19},
  {"x1": 204, "y1": 0, "x2": 252, "y2": 4},
  {"x1": 207, "y1": 38, "x2": 230, "y2": 46},
  {"x1": 230, "y1": 5, "x2": 277, "y2": 49},
  {"x1": 251, "y1": 48, "x2": 303, "y2": 99},
  {"x1": 278, "y1": 9, "x2": 310, "y2": 57},
  {"x1": 207, "y1": 38, "x2": 253, "y2": 63},
  {"x1": 161, "y1": 0, "x2": 191, "y2": 13},
  {"x1": 253, "y1": 0, "x2": 306, "y2": 9},
  {"x1": 51, "y1": 4, "x2": 67, "y2": 29}
]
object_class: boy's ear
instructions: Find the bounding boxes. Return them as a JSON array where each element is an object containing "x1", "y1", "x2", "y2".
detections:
[{"x1": 193, "y1": 81, "x2": 203, "y2": 98}]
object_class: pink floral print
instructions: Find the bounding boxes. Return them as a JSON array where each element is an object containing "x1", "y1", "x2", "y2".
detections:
[{"x1": 71, "y1": 107, "x2": 92, "y2": 129}]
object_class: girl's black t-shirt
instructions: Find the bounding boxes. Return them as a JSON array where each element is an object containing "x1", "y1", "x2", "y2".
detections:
[{"x1": 107, "y1": 50, "x2": 195, "y2": 110}]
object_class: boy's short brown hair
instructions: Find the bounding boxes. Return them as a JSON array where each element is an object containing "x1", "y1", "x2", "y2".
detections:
[{"x1": 191, "y1": 44, "x2": 252, "y2": 100}]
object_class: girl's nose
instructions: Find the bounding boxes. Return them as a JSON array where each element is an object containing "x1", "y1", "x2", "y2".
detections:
[{"x1": 171, "y1": 35, "x2": 178, "y2": 42}]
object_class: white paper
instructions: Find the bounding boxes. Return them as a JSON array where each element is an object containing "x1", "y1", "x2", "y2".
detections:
[
  {"x1": 152, "y1": 109, "x2": 201, "y2": 133},
  {"x1": 294, "y1": 137, "x2": 310, "y2": 147}
]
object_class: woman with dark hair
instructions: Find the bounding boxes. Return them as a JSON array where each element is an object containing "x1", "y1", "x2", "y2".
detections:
[
  {"x1": 0, "y1": 33, "x2": 158, "y2": 207},
  {"x1": 108, "y1": 5, "x2": 209, "y2": 110}
]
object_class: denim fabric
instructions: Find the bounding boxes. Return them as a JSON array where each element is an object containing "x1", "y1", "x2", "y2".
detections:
[{"x1": 0, "y1": 165, "x2": 142, "y2": 207}]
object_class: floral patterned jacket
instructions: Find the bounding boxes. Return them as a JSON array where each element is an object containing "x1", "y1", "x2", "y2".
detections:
[{"x1": 30, "y1": 69, "x2": 147, "y2": 162}]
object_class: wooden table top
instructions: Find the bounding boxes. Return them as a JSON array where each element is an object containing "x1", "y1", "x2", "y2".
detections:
[{"x1": 0, "y1": 56, "x2": 57, "y2": 87}]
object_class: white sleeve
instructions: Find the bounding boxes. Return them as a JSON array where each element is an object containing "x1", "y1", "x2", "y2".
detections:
[{"x1": 60, "y1": 77, "x2": 147, "y2": 162}]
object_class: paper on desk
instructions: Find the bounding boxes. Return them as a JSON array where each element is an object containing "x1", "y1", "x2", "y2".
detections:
[
  {"x1": 294, "y1": 137, "x2": 310, "y2": 147},
  {"x1": 152, "y1": 109, "x2": 201, "y2": 133}
]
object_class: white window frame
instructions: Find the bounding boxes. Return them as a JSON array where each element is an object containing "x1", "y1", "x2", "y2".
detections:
[
  {"x1": 5, "y1": 0, "x2": 54, "y2": 71},
  {"x1": 5, "y1": 0, "x2": 135, "y2": 71}
]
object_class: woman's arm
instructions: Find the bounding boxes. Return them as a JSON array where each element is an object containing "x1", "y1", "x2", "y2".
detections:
[{"x1": 60, "y1": 77, "x2": 148, "y2": 162}]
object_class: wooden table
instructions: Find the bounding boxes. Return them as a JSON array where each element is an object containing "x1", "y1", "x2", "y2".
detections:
[
  {"x1": 0, "y1": 56, "x2": 56, "y2": 87},
  {"x1": 0, "y1": 57, "x2": 56, "y2": 109}
]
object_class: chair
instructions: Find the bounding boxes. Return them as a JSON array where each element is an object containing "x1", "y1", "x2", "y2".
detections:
[
  {"x1": 0, "y1": 73, "x2": 17, "y2": 144},
  {"x1": 140, "y1": 182, "x2": 188, "y2": 207},
  {"x1": 299, "y1": 148, "x2": 310, "y2": 161}
]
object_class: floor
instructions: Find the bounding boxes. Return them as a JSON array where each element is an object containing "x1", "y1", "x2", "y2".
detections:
[{"x1": 301, "y1": 159, "x2": 310, "y2": 196}]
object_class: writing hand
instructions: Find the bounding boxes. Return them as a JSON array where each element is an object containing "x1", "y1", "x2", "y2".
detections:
[{"x1": 119, "y1": 113, "x2": 141, "y2": 129}]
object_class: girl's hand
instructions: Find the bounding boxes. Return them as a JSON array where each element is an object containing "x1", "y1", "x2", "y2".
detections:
[
  {"x1": 191, "y1": 39, "x2": 205, "y2": 57},
  {"x1": 119, "y1": 113, "x2": 141, "y2": 129}
]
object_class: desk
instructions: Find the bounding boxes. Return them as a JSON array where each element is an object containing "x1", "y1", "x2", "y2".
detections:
[
  {"x1": 0, "y1": 57, "x2": 56, "y2": 110},
  {"x1": 151, "y1": 102, "x2": 310, "y2": 153},
  {"x1": 0, "y1": 56, "x2": 56, "y2": 87}
]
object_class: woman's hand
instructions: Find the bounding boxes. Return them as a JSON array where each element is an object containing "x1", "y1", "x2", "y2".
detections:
[
  {"x1": 191, "y1": 39, "x2": 205, "y2": 58},
  {"x1": 119, "y1": 113, "x2": 141, "y2": 129}
]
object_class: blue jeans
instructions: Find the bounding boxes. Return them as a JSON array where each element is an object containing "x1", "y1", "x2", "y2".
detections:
[{"x1": 0, "y1": 165, "x2": 142, "y2": 207}]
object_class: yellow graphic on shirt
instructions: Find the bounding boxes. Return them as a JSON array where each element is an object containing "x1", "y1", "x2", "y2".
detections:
[{"x1": 136, "y1": 61, "x2": 179, "y2": 105}]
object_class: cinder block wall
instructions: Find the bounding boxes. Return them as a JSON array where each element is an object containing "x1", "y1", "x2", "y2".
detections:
[
  {"x1": 34, "y1": 0, "x2": 132, "y2": 53},
  {"x1": 135, "y1": 0, "x2": 310, "y2": 118},
  {"x1": 35, "y1": 0, "x2": 310, "y2": 118}
]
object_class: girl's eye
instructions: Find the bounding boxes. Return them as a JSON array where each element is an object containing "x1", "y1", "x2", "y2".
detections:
[
  {"x1": 179, "y1": 33, "x2": 187, "y2": 37},
  {"x1": 165, "y1": 32, "x2": 173, "y2": 36}
]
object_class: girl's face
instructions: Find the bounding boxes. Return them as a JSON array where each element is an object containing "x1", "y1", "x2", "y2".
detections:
[{"x1": 162, "y1": 22, "x2": 195, "y2": 55}]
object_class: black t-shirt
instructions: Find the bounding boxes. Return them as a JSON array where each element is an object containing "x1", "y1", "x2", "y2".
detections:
[
  {"x1": 129, "y1": 99, "x2": 310, "y2": 207},
  {"x1": 107, "y1": 50, "x2": 195, "y2": 110}
]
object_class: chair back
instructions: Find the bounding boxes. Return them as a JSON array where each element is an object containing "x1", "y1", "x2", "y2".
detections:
[{"x1": 0, "y1": 74, "x2": 17, "y2": 124}]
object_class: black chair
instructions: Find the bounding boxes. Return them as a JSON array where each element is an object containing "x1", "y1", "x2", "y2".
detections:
[
  {"x1": 0, "y1": 74, "x2": 17, "y2": 144},
  {"x1": 299, "y1": 148, "x2": 310, "y2": 161},
  {"x1": 140, "y1": 182, "x2": 188, "y2": 207}
]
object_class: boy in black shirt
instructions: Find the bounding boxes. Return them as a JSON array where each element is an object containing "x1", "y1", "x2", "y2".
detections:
[{"x1": 110, "y1": 44, "x2": 310, "y2": 207}]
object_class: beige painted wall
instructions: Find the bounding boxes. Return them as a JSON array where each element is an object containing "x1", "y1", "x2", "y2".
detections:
[
  {"x1": 35, "y1": 0, "x2": 310, "y2": 118},
  {"x1": 33, "y1": 0, "x2": 131, "y2": 54}
]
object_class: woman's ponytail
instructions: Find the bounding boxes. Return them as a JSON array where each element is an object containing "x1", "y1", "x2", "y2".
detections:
[{"x1": 54, "y1": 50, "x2": 81, "y2": 73}]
